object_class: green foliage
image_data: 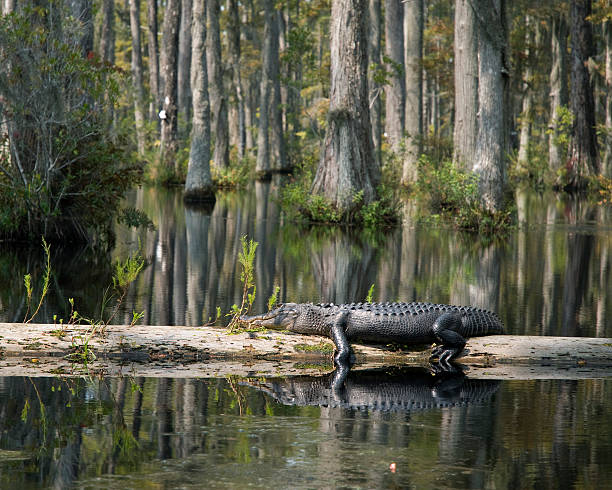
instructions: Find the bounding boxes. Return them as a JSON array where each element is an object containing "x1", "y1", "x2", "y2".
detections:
[
  {"x1": 547, "y1": 106, "x2": 573, "y2": 159},
  {"x1": 415, "y1": 156, "x2": 514, "y2": 234},
  {"x1": 279, "y1": 151, "x2": 400, "y2": 228},
  {"x1": 228, "y1": 236, "x2": 258, "y2": 331},
  {"x1": 116, "y1": 207, "x2": 155, "y2": 231},
  {"x1": 0, "y1": 3, "x2": 142, "y2": 242},
  {"x1": 211, "y1": 157, "x2": 255, "y2": 189},
  {"x1": 268, "y1": 286, "x2": 281, "y2": 311},
  {"x1": 365, "y1": 284, "x2": 375, "y2": 303},
  {"x1": 23, "y1": 238, "x2": 52, "y2": 323}
]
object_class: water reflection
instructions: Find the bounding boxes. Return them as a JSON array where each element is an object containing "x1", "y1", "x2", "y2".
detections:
[
  {"x1": 243, "y1": 367, "x2": 501, "y2": 411},
  {"x1": 0, "y1": 184, "x2": 609, "y2": 340},
  {"x1": 1, "y1": 375, "x2": 611, "y2": 488}
]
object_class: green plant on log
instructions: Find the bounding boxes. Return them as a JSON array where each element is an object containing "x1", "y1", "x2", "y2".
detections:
[
  {"x1": 268, "y1": 286, "x2": 281, "y2": 311},
  {"x1": 22, "y1": 240, "x2": 146, "y2": 364},
  {"x1": 228, "y1": 236, "x2": 258, "y2": 331},
  {"x1": 365, "y1": 284, "x2": 375, "y2": 303},
  {"x1": 23, "y1": 237, "x2": 51, "y2": 323}
]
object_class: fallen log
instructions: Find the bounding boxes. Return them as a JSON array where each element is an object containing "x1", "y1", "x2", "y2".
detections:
[{"x1": 0, "y1": 323, "x2": 611, "y2": 379}]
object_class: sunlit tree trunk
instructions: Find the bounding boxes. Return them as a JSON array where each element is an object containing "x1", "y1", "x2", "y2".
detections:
[
  {"x1": 311, "y1": 0, "x2": 379, "y2": 213},
  {"x1": 473, "y1": 0, "x2": 509, "y2": 213},
  {"x1": 160, "y1": 0, "x2": 181, "y2": 173},
  {"x1": 184, "y1": 0, "x2": 214, "y2": 203},
  {"x1": 228, "y1": 0, "x2": 246, "y2": 160},
  {"x1": 148, "y1": 0, "x2": 160, "y2": 121},
  {"x1": 384, "y1": 0, "x2": 404, "y2": 151},
  {"x1": 99, "y1": 0, "x2": 114, "y2": 63},
  {"x1": 367, "y1": 0, "x2": 382, "y2": 169},
  {"x1": 402, "y1": 0, "x2": 423, "y2": 185},
  {"x1": 178, "y1": 0, "x2": 192, "y2": 129},
  {"x1": 453, "y1": 0, "x2": 478, "y2": 168},
  {"x1": 129, "y1": 0, "x2": 146, "y2": 155},
  {"x1": 2, "y1": 0, "x2": 15, "y2": 14},
  {"x1": 565, "y1": 0, "x2": 599, "y2": 189},
  {"x1": 207, "y1": 0, "x2": 229, "y2": 170},
  {"x1": 549, "y1": 12, "x2": 569, "y2": 172}
]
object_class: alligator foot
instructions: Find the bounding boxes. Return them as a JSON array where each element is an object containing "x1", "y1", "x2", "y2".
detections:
[{"x1": 429, "y1": 345, "x2": 464, "y2": 373}]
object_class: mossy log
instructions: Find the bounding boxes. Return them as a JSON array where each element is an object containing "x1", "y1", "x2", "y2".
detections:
[{"x1": 0, "y1": 323, "x2": 611, "y2": 379}]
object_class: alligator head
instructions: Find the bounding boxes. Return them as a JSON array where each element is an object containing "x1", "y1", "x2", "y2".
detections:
[{"x1": 240, "y1": 303, "x2": 303, "y2": 330}]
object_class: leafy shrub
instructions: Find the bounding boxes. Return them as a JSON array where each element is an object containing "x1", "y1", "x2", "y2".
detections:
[
  {"x1": 0, "y1": 2, "x2": 141, "y2": 243},
  {"x1": 415, "y1": 156, "x2": 513, "y2": 234}
]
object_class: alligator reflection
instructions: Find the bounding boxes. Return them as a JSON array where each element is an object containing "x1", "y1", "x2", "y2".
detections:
[{"x1": 245, "y1": 366, "x2": 501, "y2": 412}]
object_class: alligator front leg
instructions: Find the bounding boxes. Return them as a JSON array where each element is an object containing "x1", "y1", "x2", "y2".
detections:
[
  {"x1": 430, "y1": 312, "x2": 467, "y2": 368},
  {"x1": 330, "y1": 311, "x2": 353, "y2": 367}
]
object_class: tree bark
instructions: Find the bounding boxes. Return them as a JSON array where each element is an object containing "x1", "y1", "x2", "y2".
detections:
[
  {"x1": 184, "y1": 0, "x2": 214, "y2": 203},
  {"x1": 472, "y1": 0, "x2": 508, "y2": 213},
  {"x1": 227, "y1": 0, "x2": 246, "y2": 160},
  {"x1": 129, "y1": 0, "x2": 146, "y2": 156},
  {"x1": 311, "y1": 0, "x2": 379, "y2": 214},
  {"x1": 256, "y1": 0, "x2": 286, "y2": 176},
  {"x1": 147, "y1": 0, "x2": 160, "y2": 121},
  {"x1": 604, "y1": 14, "x2": 612, "y2": 177},
  {"x1": 367, "y1": 0, "x2": 382, "y2": 169},
  {"x1": 402, "y1": 0, "x2": 423, "y2": 185},
  {"x1": 548, "y1": 13, "x2": 569, "y2": 172},
  {"x1": 565, "y1": 0, "x2": 599, "y2": 189},
  {"x1": 178, "y1": 0, "x2": 193, "y2": 129},
  {"x1": 207, "y1": 0, "x2": 229, "y2": 170},
  {"x1": 160, "y1": 0, "x2": 181, "y2": 173},
  {"x1": 99, "y1": 0, "x2": 115, "y2": 63},
  {"x1": 517, "y1": 15, "x2": 535, "y2": 168},
  {"x1": 453, "y1": 0, "x2": 478, "y2": 168},
  {"x1": 384, "y1": 0, "x2": 404, "y2": 151}
]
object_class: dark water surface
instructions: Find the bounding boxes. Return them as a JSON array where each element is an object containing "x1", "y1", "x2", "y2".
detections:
[
  {"x1": 0, "y1": 183, "x2": 611, "y2": 488},
  {"x1": 1, "y1": 373, "x2": 612, "y2": 488}
]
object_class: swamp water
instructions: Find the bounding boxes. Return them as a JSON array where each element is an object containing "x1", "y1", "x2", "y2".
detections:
[{"x1": 0, "y1": 182, "x2": 611, "y2": 488}]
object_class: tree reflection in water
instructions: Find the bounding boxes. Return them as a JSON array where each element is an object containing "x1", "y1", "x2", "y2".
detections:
[{"x1": 0, "y1": 374, "x2": 611, "y2": 488}]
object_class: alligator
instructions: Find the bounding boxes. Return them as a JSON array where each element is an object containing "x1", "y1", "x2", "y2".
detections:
[
  {"x1": 244, "y1": 366, "x2": 501, "y2": 412},
  {"x1": 240, "y1": 301, "x2": 504, "y2": 368}
]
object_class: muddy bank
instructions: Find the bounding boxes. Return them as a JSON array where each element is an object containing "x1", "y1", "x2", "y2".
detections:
[{"x1": 0, "y1": 323, "x2": 611, "y2": 379}]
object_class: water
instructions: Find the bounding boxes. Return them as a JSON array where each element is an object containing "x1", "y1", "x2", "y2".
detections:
[
  {"x1": 0, "y1": 182, "x2": 611, "y2": 488},
  {"x1": 1, "y1": 374, "x2": 611, "y2": 488}
]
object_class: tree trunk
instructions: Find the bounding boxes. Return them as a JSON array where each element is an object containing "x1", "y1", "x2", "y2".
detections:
[
  {"x1": 184, "y1": 0, "x2": 214, "y2": 203},
  {"x1": 367, "y1": 0, "x2": 382, "y2": 170},
  {"x1": 604, "y1": 14, "x2": 612, "y2": 177},
  {"x1": 129, "y1": 0, "x2": 146, "y2": 156},
  {"x1": 227, "y1": 0, "x2": 246, "y2": 160},
  {"x1": 270, "y1": 11, "x2": 287, "y2": 171},
  {"x1": 402, "y1": 0, "x2": 423, "y2": 185},
  {"x1": 99, "y1": 0, "x2": 115, "y2": 63},
  {"x1": 207, "y1": 0, "x2": 229, "y2": 170},
  {"x1": 178, "y1": 0, "x2": 193, "y2": 129},
  {"x1": 453, "y1": 0, "x2": 478, "y2": 168},
  {"x1": 565, "y1": 0, "x2": 599, "y2": 189},
  {"x1": 548, "y1": 13, "x2": 569, "y2": 172},
  {"x1": 384, "y1": 0, "x2": 404, "y2": 151},
  {"x1": 311, "y1": 0, "x2": 378, "y2": 214},
  {"x1": 517, "y1": 15, "x2": 535, "y2": 168},
  {"x1": 472, "y1": 0, "x2": 508, "y2": 213},
  {"x1": 160, "y1": 0, "x2": 181, "y2": 173},
  {"x1": 147, "y1": 0, "x2": 160, "y2": 121},
  {"x1": 256, "y1": 0, "x2": 286, "y2": 176}
]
